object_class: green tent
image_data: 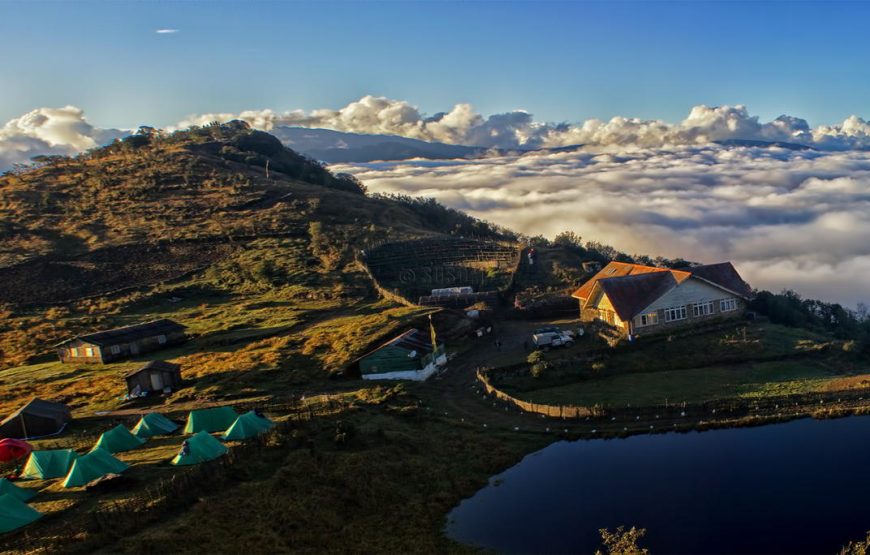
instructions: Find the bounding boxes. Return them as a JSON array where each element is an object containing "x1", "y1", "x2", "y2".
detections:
[
  {"x1": 222, "y1": 411, "x2": 274, "y2": 441},
  {"x1": 91, "y1": 424, "x2": 145, "y2": 453},
  {"x1": 0, "y1": 493, "x2": 42, "y2": 534},
  {"x1": 131, "y1": 412, "x2": 179, "y2": 438},
  {"x1": 21, "y1": 449, "x2": 78, "y2": 480},
  {"x1": 171, "y1": 431, "x2": 228, "y2": 466},
  {"x1": 0, "y1": 479, "x2": 36, "y2": 502},
  {"x1": 62, "y1": 448, "x2": 128, "y2": 488},
  {"x1": 183, "y1": 406, "x2": 238, "y2": 434}
]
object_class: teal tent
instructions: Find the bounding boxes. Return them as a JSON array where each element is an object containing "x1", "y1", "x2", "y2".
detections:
[
  {"x1": 91, "y1": 424, "x2": 145, "y2": 453},
  {"x1": 172, "y1": 431, "x2": 228, "y2": 466},
  {"x1": 0, "y1": 479, "x2": 35, "y2": 502},
  {"x1": 131, "y1": 412, "x2": 178, "y2": 438},
  {"x1": 0, "y1": 493, "x2": 42, "y2": 533},
  {"x1": 183, "y1": 406, "x2": 238, "y2": 434},
  {"x1": 21, "y1": 449, "x2": 78, "y2": 480},
  {"x1": 222, "y1": 411, "x2": 274, "y2": 441},
  {"x1": 62, "y1": 449, "x2": 128, "y2": 488}
]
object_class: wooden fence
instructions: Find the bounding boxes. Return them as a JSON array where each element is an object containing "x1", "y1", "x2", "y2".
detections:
[
  {"x1": 476, "y1": 368, "x2": 594, "y2": 418},
  {"x1": 477, "y1": 366, "x2": 870, "y2": 423},
  {"x1": 357, "y1": 258, "x2": 418, "y2": 307}
]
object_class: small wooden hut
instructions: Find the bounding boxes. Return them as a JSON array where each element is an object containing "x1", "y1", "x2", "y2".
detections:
[{"x1": 124, "y1": 361, "x2": 182, "y2": 396}]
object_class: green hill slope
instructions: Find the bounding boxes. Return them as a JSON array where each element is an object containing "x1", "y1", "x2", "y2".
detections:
[{"x1": 0, "y1": 121, "x2": 514, "y2": 388}]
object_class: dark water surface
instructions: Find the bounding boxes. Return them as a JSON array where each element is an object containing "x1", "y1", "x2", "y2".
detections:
[{"x1": 446, "y1": 416, "x2": 870, "y2": 554}]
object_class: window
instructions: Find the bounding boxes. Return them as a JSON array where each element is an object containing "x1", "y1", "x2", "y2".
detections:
[
  {"x1": 664, "y1": 305, "x2": 687, "y2": 322},
  {"x1": 69, "y1": 347, "x2": 79, "y2": 358},
  {"x1": 157, "y1": 334, "x2": 167, "y2": 345},
  {"x1": 693, "y1": 301, "x2": 714, "y2": 317},
  {"x1": 84, "y1": 347, "x2": 94, "y2": 357},
  {"x1": 110, "y1": 345, "x2": 121, "y2": 355},
  {"x1": 720, "y1": 298, "x2": 738, "y2": 312},
  {"x1": 636, "y1": 312, "x2": 659, "y2": 327}
]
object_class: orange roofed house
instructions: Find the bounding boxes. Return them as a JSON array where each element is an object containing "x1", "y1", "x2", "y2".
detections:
[{"x1": 571, "y1": 261, "x2": 752, "y2": 339}]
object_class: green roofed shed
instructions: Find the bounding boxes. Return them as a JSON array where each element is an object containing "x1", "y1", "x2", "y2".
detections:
[
  {"x1": 62, "y1": 449, "x2": 128, "y2": 488},
  {"x1": 92, "y1": 424, "x2": 145, "y2": 453},
  {"x1": 21, "y1": 449, "x2": 78, "y2": 479},
  {"x1": 222, "y1": 411, "x2": 274, "y2": 441},
  {"x1": 0, "y1": 479, "x2": 35, "y2": 502},
  {"x1": 183, "y1": 406, "x2": 238, "y2": 434},
  {"x1": 172, "y1": 431, "x2": 228, "y2": 466},
  {"x1": 132, "y1": 412, "x2": 178, "y2": 439},
  {"x1": 0, "y1": 493, "x2": 42, "y2": 533}
]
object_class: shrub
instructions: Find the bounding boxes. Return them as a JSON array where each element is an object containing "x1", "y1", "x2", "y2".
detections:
[
  {"x1": 527, "y1": 351, "x2": 549, "y2": 379},
  {"x1": 597, "y1": 526, "x2": 649, "y2": 555}
]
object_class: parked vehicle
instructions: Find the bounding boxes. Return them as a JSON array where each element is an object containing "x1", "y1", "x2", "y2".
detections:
[{"x1": 532, "y1": 330, "x2": 574, "y2": 350}]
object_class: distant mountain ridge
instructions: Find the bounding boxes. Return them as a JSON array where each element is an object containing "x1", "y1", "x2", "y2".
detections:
[
  {"x1": 713, "y1": 139, "x2": 815, "y2": 151},
  {"x1": 273, "y1": 127, "x2": 818, "y2": 163},
  {"x1": 271, "y1": 127, "x2": 497, "y2": 162},
  {"x1": 271, "y1": 127, "x2": 588, "y2": 163}
]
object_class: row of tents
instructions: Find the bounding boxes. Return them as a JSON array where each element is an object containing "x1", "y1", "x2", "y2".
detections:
[
  {"x1": 19, "y1": 409, "x2": 273, "y2": 481},
  {"x1": 1, "y1": 407, "x2": 273, "y2": 534},
  {"x1": 21, "y1": 407, "x2": 274, "y2": 487}
]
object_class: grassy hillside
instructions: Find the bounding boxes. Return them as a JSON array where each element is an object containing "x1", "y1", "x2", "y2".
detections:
[
  {"x1": 0, "y1": 123, "x2": 537, "y2": 553},
  {"x1": 0, "y1": 122, "x2": 516, "y2": 368},
  {"x1": 4, "y1": 122, "x2": 870, "y2": 554}
]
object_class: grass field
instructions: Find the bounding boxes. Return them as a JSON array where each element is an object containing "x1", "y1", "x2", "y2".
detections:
[
  {"x1": 516, "y1": 359, "x2": 870, "y2": 407},
  {"x1": 494, "y1": 323, "x2": 870, "y2": 408}
]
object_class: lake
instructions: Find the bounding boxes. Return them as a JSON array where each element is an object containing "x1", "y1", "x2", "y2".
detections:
[{"x1": 446, "y1": 416, "x2": 870, "y2": 554}]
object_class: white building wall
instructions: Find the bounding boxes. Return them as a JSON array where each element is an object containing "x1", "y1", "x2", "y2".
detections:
[
  {"x1": 641, "y1": 277, "x2": 733, "y2": 313},
  {"x1": 361, "y1": 360, "x2": 442, "y2": 381}
]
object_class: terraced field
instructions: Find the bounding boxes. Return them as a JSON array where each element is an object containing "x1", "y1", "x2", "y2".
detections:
[{"x1": 364, "y1": 237, "x2": 521, "y2": 303}]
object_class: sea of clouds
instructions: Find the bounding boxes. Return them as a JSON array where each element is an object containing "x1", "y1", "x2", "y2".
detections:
[
  {"x1": 4, "y1": 97, "x2": 870, "y2": 306},
  {"x1": 332, "y1": 146, "x2": 870, "y2": 308}
]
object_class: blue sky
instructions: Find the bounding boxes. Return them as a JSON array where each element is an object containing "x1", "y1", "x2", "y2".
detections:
[{"x1": 2, "y1": 0, "x2": 870, "y2": 128}]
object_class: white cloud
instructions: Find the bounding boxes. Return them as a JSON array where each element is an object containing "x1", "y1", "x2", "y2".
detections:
[
  {"x1": 174, "y1": 97, "x2": 870, "y2": 151},
  {"x1": 0, "y1": 106, "x2": 124, "y2": 169},
  {"x1": 155, "y1": 29, "x2": 179, "y2": 34},
  {"x1": 332, "y1": 146, "x2": 870, "y2": 307},
  {"x1": 6, "y1": 98, "x2": 870, "y2": 172}
]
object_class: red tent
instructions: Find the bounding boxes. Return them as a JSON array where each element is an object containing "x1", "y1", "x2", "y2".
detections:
[{"x1": 0, "y1": 439, "x2": 33, "y2": 463}]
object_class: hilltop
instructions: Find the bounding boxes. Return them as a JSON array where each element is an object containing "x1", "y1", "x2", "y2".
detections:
[
  {"x1": 0, "y1": 121, "x2": 509, "y2": 269},
  {"x1": 0, "y1": 121, "x2": 519, "y2": 367}
]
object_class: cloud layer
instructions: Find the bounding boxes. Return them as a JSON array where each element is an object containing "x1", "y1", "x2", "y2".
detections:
[
  {"x1": 5, "y1": 97, "x2": 870, "y2": 170},
  {"x1": 176, "y1": 96, "x2": 870, "y2": 151},
  {"x1": 332, "y1": 146, "x2": 870, "y2": 308},
  {"x1": 0, "y1": 106, "x2": 123, "y2": 170}
]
